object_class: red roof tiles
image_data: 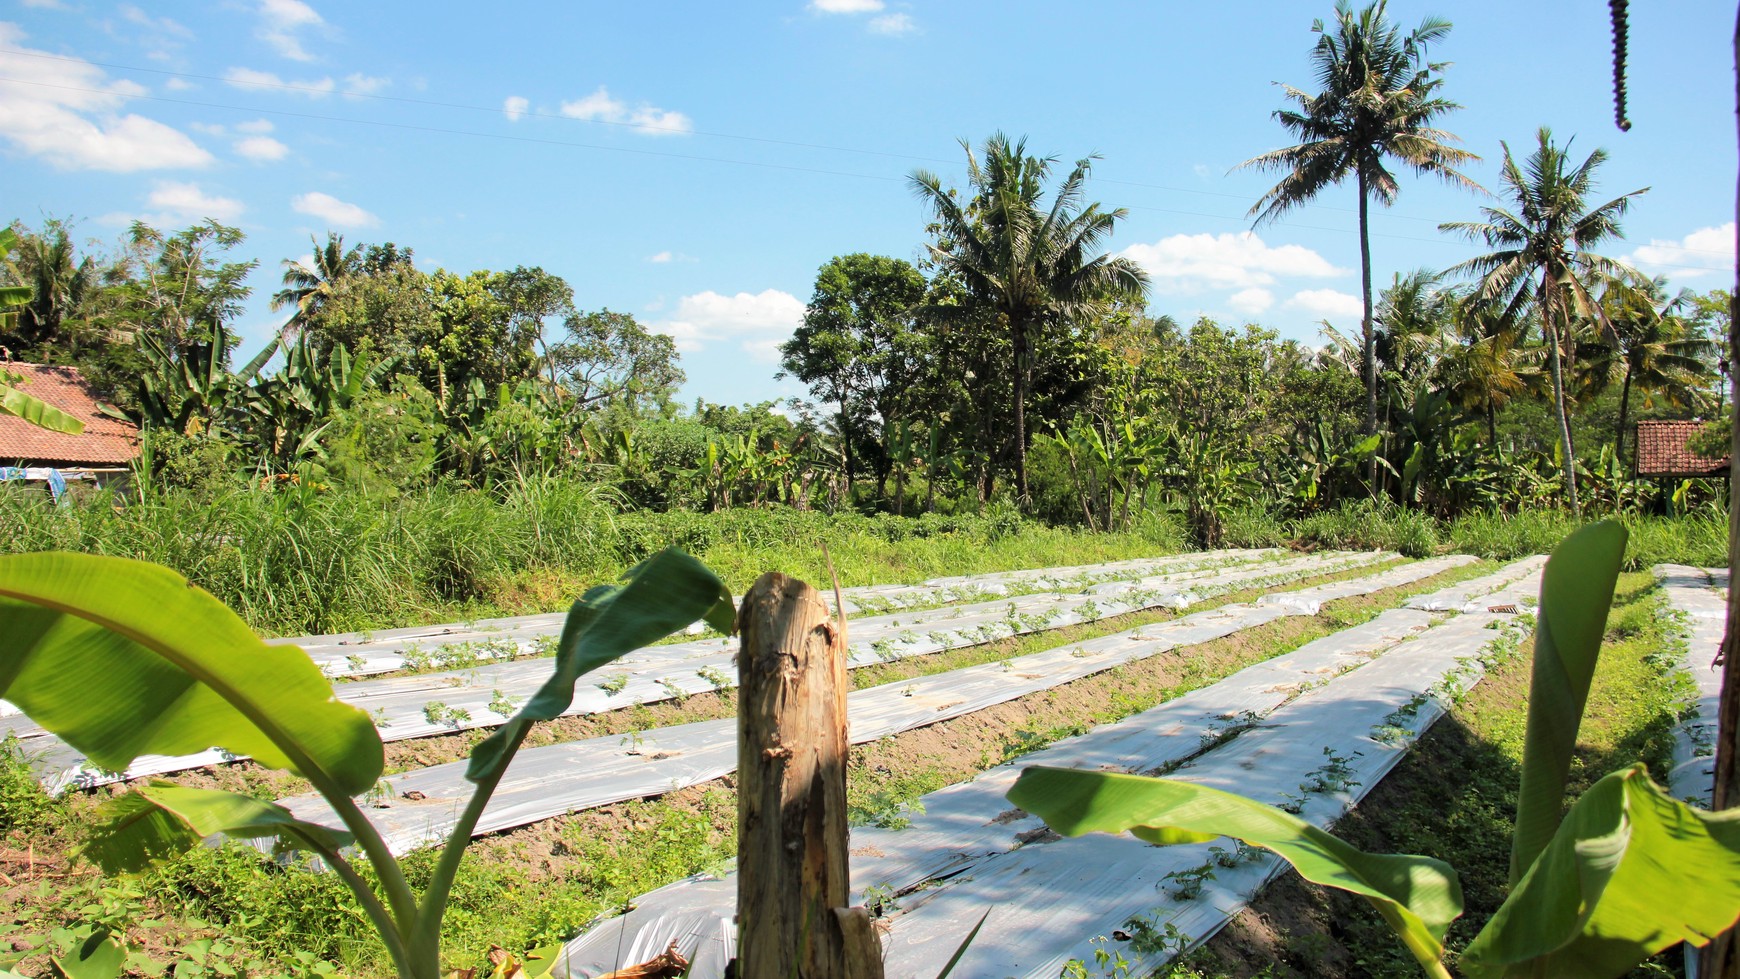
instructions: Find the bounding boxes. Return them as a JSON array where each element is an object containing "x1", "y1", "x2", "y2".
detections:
[
  {"x1": 0, "y1": 363, "x2": 140, "y2": 465},
  {"x1": 1635, "y1": 419, "x2": 1727, "y2": 478}
]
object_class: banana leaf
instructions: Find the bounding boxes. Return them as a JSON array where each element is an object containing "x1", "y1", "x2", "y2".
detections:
[
  {"x1": 0, "y1": 552, "x2": 382, "y2": 796},
  {"x1": 1006, "y1": 766, "x2": 1463, "y2": 975}
]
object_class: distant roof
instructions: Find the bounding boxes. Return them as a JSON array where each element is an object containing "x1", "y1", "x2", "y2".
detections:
[
  {"x1": 0, "y1": 363, "x2": 140, "y2": 465},
  {"x1": 1636, "y1": 419, "x2": 1728, "y2": 478}
]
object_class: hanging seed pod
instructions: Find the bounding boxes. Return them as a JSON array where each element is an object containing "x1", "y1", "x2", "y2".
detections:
[{"x1": 1610, "y1": 0, "x2": 1632, "y2": 131}]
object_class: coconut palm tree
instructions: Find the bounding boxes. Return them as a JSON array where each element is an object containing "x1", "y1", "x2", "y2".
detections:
[
  {"x1": 243, "y1": 232, "x2": 363, "y2": 378},
  {"x1": 1441, "y1": 292, "x2": 1534, "y2": 446},
  {"x1": 910, "y1": 133, "x2": 1148, "y2": 502},
  {"x1": 1240, "y1": 0, "x2": 1479, "y2": 447},
  {"x1": 1574, "y1": 276, "x2": 1713, "y2": 463},
  {"x1": 1441, "y1": 127, "x2": 1647, "y2": 511}
]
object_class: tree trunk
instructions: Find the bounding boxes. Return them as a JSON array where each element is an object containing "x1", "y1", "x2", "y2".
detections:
[
  {"x1": 735, "y1": 573, "x2": 884, "y2": 979},
  {"x1": 837, "y1": 392, "x2": 853, "y2": 499},
  {"x1": 1699, "y1": 11, "x2": 1740, "y2": 977},
  {"x1": 1358, "y1": 173, "x2": 1379, "y2": 491},
  {"x1": 1616, "y1": 367, "x2": 1634, "y2": 467},
  {"x1": 1544, "y1": 290, "x2": 1581, "y2": 512},
  {"x1": 1486, "y1": 401, "x2": 1498, "y2": 447},
  {"x1": 1011, "y1": 313, "x2": 1031, "y2": 504}
]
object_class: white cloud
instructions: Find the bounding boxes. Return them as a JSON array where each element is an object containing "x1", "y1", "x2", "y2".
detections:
[
  {"x1": 1119, "y1": 231, "x2": 1346, "y2": 293},
  {"x1": 235, "y1": 118, "x2": 275, "y2": 134},
  {"x1": 1228, "y1": 288, "x2": 1274, "y2": 315},
  {"x1": 559, "y1": 86, "x2": 693, "y2": 135},
  {"x1": 1625, "y1": 223, "x2": 1735, "y2": 280},
  {"x1": 1285, "y1": 288, "x2": 1364, "y2": 320},
  {"x1": 502, "y1": 95, "x2": 529, "y2": 122},
  {"x1": 1193, "y1": 163, "x2": 1212, "y2": 179},
  {"x1": 235, "y1": 135, "x2": 288, "y2": 161},
  {"x1": 343, "y1": 73, "x2": 389, "y2": 97},
  {"x1": 867, "y1": 13, "x2": 915, "y2": 34},
  {"x1": 119, "y1": 4, "x2": 192, "y2": 39},
  {"x1": 189, "y1": 121, "x2": 227, "y2": 136},
  {"x1": 647, "y1": 251, "x2": 673, "y2": 263},
  {"x1": 0, "y1": 25, "x2": 211, "y2": 171},
  {"x1": 20, "y1": 0, "x2": 67, "y2": 8},
  {"x1": 224, "y1": 66, "x2": 334, "y2": 97},
  {"x1": 811, "y1": 0, "x2": 884, "y2": 11},
  {"x1": 256, "y1": 0, "x2": 323, "y2": 61},
  {"x1": 291, "y1": 191, "x2": 379, "y2": 228},
  {"x1": 145, "y1": 181, "x2": 244, "y2": 222},
  {"x1": 652, "y1": 289, "x2": 803, "y2": 357},
  {"x1": 164, "y1": 77, "x2": 194, "y2": 91}
]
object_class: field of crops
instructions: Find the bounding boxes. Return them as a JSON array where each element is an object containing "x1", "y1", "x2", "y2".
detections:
[{"x1": 2, "y1": 545, "x2": 1721, "y2": 979}]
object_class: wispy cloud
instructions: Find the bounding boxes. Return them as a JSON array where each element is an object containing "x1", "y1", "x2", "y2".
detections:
[
  {"x1": 343, "y1": 73, "x2": 389, "y2": 97},
  {"x1": 867, "y1": 13, "x2": 915, "y2": 34},
  {"x1": 1119, "y1": 231, "x2": 1346, "y2": 293},
  {"x1": 256, "y1": 0, "x2": 323, "y2": 61},
  {"x1": 502, "y1": 95, "x2": 529, "y2": 122},
  {"x1": 0, "y1": 24, "x2": 211, "y2": 171},
  {"x1": 559, "y1": 86, "x2": 692, "y2": 135},
  {"x1": 1624, "y1": 222, "x2": 1735, "y2": 280},
  {"x1": 235, "y1": 135, "x2": 288, "y2": 161},
  {"x1": 1285, "y1": 288, "x2": 1363, "y2": 321},
  {"x1": 810, "y1": 0, "x2": 883, "y2": 11},
  {"x1": 292, "y1": 191, "x2": 379, "y2": 228},
  {"x1": 145, "y1": 181, "x2": 245, "y2": 222},
  {"x1": 224, "y1": 66, "x2": 335, "y2": 97},
  {"x1": 651, "y1": 289, "x2": 803, "y2": 360}
]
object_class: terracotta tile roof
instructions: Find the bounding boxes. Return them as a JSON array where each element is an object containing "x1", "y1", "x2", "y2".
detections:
[
  {"x1": 0, "y1": 363, "x2": 140, "y2": 465},
  {"x1": 1635, "y1": 419, "x2": 1728, "y2": 477}
]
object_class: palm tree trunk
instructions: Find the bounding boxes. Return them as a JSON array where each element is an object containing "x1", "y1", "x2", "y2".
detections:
[
  {"x1": 1012, "y1": 313, "x2": 1031, "y2": 504},
  {"x1": 1699, "y1": 12, "x2": 1740, "y2": 976},
  {"x1": 1358, "y1": 173, "x2": 1379, "y2": 489},
  {"x1": 1615, "y1": 367, "x2": 1634, "y2": 466},
  {"x1": 1486, "y1": 401, "x2": 1498, "y2": 447},
  {"x1": 1544, "y1": 293, "x2": 1581, "y2": 512}
]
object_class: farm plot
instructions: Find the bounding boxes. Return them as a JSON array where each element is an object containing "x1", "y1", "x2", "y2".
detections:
[
  {"x1": 556, "y1": 560, "x2": 1543, "y2": 979},
  {"x1": 284, "y1": 550, "x2": 1286, "y2": 680},
  {"x1": 7, "y1": 549, "x2": 1382, "y2": 792},
  {"x1": 272, "y1": 554, "x2": 1468, "y2": 854},
  {"x1": 1653, "y1": 564, "x2": 1726, "y2": 805}
]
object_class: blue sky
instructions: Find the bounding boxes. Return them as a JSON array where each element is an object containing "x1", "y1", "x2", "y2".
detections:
[{"x1": 3, "y1": 1, "x2": 1734, "y2": 407}]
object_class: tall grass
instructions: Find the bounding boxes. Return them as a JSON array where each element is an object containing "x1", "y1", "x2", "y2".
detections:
[{"x1": 0, "y1": 483, "x2": 1187, "y2": 636}]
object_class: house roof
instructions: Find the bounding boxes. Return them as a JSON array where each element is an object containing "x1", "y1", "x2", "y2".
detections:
[
  {"x1": 1635, "y1": 419, "x2": 1728, "y2": 478},
  {"x1": 0, "y1": 363, "x2": 140, "y2": 465}
]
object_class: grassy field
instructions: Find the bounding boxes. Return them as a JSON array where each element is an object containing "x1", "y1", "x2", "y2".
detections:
[{"x1": 0, "y1": 558, "x2": 1499, "y2": 978}]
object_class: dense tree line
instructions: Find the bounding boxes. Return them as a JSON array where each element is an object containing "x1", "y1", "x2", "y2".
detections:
[{"x1": 1, "y1": 1, "x2": 1729, "y2": 545}]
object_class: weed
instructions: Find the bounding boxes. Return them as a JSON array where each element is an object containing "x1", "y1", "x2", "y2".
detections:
[
  {"x1": 1161, "y1": 862, "x2": 1216, "y2": 900},
  {"x1": 1300, "y1": 746, "x2": 1361, "y2": 794},
  {"x1": 596, "y1": 673, "x2": 630, "y2": 696},
  {"x1": 487, "y1": 690, "x2": 518, "y2": 717}
]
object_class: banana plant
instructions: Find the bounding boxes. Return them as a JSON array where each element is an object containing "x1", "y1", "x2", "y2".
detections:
[
  {"x1": 1009, "y1": 521, "x2": 1740, "y2": 978},
  {"x1": 0, "y1": 548, "x2": 734, "y2": 979}
]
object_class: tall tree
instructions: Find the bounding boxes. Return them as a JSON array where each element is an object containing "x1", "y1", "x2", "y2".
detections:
[
  {"x1": 911, "y1": 133, "x2": 1148, "y2": 502},
  {"x1": 254, "y1": 232, "x2": 364, "y2": 378},
  {"x1": 1574, "y1": 276, "x2": 1712, "y2": 462},
  {"x1": 1441, "y1": 127, "x2": 1647, "y2": 511},
  {"x1": 124, "y1": 219, "x2": 256, "y2": 359},
  {"x1": 1240, "y1": 0, "x2": 1478, "y2": 454},
  {"x1": 780, "y1": 253, "x2": 927, "y2": 497}
]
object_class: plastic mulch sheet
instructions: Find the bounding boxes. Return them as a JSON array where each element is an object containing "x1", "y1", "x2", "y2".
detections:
[
  {"x1": 554, "y1": 559, "x2": 1541, "y2": 979},
  {"x1": 1654, "y1": 564, "x2": 1727, "y2": 805}
]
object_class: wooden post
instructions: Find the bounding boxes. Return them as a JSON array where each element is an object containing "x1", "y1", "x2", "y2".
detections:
[{"x1": 735, "y1": 572, "x2": 883, "y2": 979}]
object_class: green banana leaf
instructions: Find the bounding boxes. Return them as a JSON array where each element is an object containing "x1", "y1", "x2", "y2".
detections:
[
  {"x1": 0, "y1": 552, "x2": 382, "y2": 796},
  {"x1": 1458, "y1": 764, "x2": 1740, "y2": 979},
  {"x1": 48, "y1": 931, "x2": 124, "y2": 979},
  {"x1": 467, "y1": 547, "x2": 734, "y2": 781},
  {"x1": 81, "y1": 782, "x2": 353, "y2": 874},
  {"x1": 1006, "y1": 767, "x2": 1463, "y2": 973},
  {"x1": 1509, "y1": 520, "x2": 1626, "y2": 884},
  {"x1": 0, "y1": 381, "x2": 86, "y2": 434}
]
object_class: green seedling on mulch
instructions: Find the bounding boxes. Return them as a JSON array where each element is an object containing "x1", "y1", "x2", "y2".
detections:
[
  {"x1": 1010, "y1": 521, "x2": 1740, "y2": 979},
  {"x1": 0, "y1": 548, "x2": 734, "y2": 979}
]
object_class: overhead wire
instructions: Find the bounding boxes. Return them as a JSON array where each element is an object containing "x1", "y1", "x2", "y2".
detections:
[{"x1": 0, "y1": 47, "x2": 1730, "y2": 273}]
